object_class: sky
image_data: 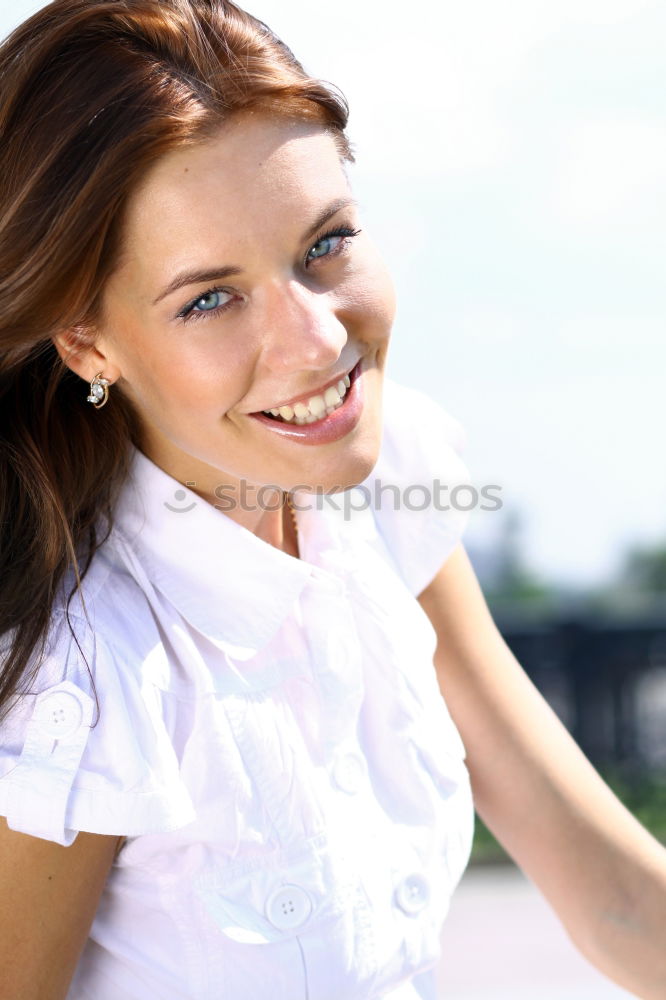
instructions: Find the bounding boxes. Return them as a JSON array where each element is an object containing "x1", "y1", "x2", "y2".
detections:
[{"x1": 3, "y1": 0, "x2": 666, "y2": 588}]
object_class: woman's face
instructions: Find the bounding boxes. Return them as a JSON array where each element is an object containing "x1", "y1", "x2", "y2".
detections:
[{"x1": 85, "y1": 112, "x2": 395, "y2": 526}]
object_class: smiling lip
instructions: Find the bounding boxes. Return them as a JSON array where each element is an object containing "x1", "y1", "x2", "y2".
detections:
[
  {"x1": 248, "y1": 360, "x2": 364, "y2": 445},
  {"x1": 250, "y1": 365, "x2": 358, "y2": 415}
]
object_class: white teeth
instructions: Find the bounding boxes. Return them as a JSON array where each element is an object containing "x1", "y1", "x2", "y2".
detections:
[
  {"x1": 324, "y1": 385, "x2": 342, "y2": 407},
  {"x1": 307, "y1": 394, "x2": 327, "y2": 417},
  {"x1": 262, "y1": 370, "x2": 353, "y2": 424}
]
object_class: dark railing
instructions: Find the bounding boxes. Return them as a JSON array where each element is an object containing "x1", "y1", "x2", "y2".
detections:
[{"x1": 492, "y1": 604, "x2": 666, "y2": 777}]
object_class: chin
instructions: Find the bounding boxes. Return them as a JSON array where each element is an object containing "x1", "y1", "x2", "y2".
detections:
[{"x1": 308, "y1": 427, "x2": 384, "y2": 496}]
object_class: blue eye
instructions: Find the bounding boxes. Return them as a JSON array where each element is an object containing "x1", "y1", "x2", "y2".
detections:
[
  {"x1": 194, "y1": 291, "x2": 224, "y2": 311},
  {"x1": 178, "y1": 287, "x2": 234, "y2": 324},
  {"x1": 305, "y1": 225, "x2": 362, "y2": 266},
  {"x1": 176, "y1": 223, "x2": 361, "y2": 324}
]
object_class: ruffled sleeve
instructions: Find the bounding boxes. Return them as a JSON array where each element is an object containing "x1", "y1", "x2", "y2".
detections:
[
  {"x1": 0, "y1": 609, "x2": 195, "y2": 847},
  {"x1": 360, "y1": 376, "x2": 474, "y2": 597}
]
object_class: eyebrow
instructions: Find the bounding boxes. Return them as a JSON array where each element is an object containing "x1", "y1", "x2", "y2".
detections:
[{"x1": 152, "y1": 195, "x2": 359, "y2": 307}]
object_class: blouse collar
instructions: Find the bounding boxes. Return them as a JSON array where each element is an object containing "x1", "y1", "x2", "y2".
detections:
[{"x1": 109, "y1": 446, "x2": 322, "y2": 659}]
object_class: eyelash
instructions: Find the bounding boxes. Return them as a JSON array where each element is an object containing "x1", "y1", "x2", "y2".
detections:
[{"x1": 176, "y1": 223, "x2": 362, "y2": 324}]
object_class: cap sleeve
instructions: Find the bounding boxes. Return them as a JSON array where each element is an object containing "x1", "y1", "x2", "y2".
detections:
[
  {"x1": 0, "y1": 611, "x2": 195, "y2": 846},
  {"x1": 361, "y1": 377, "x2": 474, "y2": 597}
]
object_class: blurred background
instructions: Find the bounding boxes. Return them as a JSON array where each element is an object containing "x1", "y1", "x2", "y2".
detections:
[{"x1": 2, "y1": 1, "x2": 665, "y2": 996}]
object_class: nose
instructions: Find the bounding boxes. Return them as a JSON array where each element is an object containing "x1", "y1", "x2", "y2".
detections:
[{"x1": 258, "y1": 279, "x2": 347, "y2": 375}]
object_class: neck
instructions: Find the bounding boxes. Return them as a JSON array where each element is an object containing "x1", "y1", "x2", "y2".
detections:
[{"x1": 283, "y1": 493, "x2": 300, "y2": 559}]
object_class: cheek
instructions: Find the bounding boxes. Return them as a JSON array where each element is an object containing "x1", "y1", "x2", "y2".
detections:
[
  {"x1": 118, "y1": 333, "x2": 233, "y2": 406},
  {"x1": 101, "y1": 309, "x2": 249, "y2": 431},
  {"x1": 376, "y1": 268, "x2": 397, "y2": 330},
  {"x1": 345, "y1": 243, "x2": 396, "y2": 328},
  {"x1": 345, "y1": 260, "x2": 397, "y2": 337},
  {"x1": 117, "y1": 357, "x2": 214, "y2": 432}
]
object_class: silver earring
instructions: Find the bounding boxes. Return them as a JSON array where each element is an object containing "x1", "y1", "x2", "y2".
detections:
[{"x1": 86, "y1": 372, "x2": 110, "y2": 409}]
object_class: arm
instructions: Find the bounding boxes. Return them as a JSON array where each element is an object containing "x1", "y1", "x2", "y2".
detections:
[
  {"x1": 418, "y1": 542, "x2": 666, "y2": 999},
  {"x1": 0, "y1": 817, "x2": 122, "y2": 1000}
]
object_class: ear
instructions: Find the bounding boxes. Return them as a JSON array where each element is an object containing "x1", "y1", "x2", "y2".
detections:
[{"x1": 51, "y1": 327, "x2": 122, "y2": 386}]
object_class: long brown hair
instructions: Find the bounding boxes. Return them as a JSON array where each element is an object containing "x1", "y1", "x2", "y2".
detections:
[{"x1": 0, "y1": 0, "x2": 354, "y2": 723}]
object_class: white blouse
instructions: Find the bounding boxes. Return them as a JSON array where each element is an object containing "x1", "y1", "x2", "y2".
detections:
[{"x1": 0, "y1": 376, "x2": 475, "y2": 1000}]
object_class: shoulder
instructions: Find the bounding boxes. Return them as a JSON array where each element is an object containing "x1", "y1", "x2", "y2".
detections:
[
  {"x1": 1, "y1": 538, "x2": 154, "y2": 701},
  {"x1": 0, "y1": 538, "x2": 195, "y2": 846},
  {"x1": 44, "y1": 530, "x2": 165, "y2": 675},
  {"x1": 358, "y1": 376, "x2": 474, "y2": 596},
  {"x1": 380, "y1": 377, "x2": 469, "y2": 454},
  {"x1": 61, "y1": 532, "x2": 152, "y2": 623}
]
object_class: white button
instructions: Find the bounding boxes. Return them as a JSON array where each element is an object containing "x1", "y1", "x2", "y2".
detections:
[
  {"x1": 34, "y1": 689, "x2": 83, "y2": 741},
  {"x1": 265, "y1": 884, "x2": 312, "y2": 930},
  {"x1": 395, "y1": 872, "x2": 431, "y2": 915},
  {"x1": 332, "y1": 751, "x2": 366, "y2": 794}
]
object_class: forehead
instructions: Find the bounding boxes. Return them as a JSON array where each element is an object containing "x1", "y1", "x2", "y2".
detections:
[{"x1": 121, "y1": 114, "x2": 348, "y2": 253}]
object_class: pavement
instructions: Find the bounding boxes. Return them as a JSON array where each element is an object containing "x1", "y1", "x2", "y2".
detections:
[{"x1": 436, "y1": 863, "x2": 638, "y2": 1000}]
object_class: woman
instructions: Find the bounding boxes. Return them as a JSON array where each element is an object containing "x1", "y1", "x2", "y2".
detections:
[{"x1": 0, "y1": 1, "x2": 664, "y2": 998}]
